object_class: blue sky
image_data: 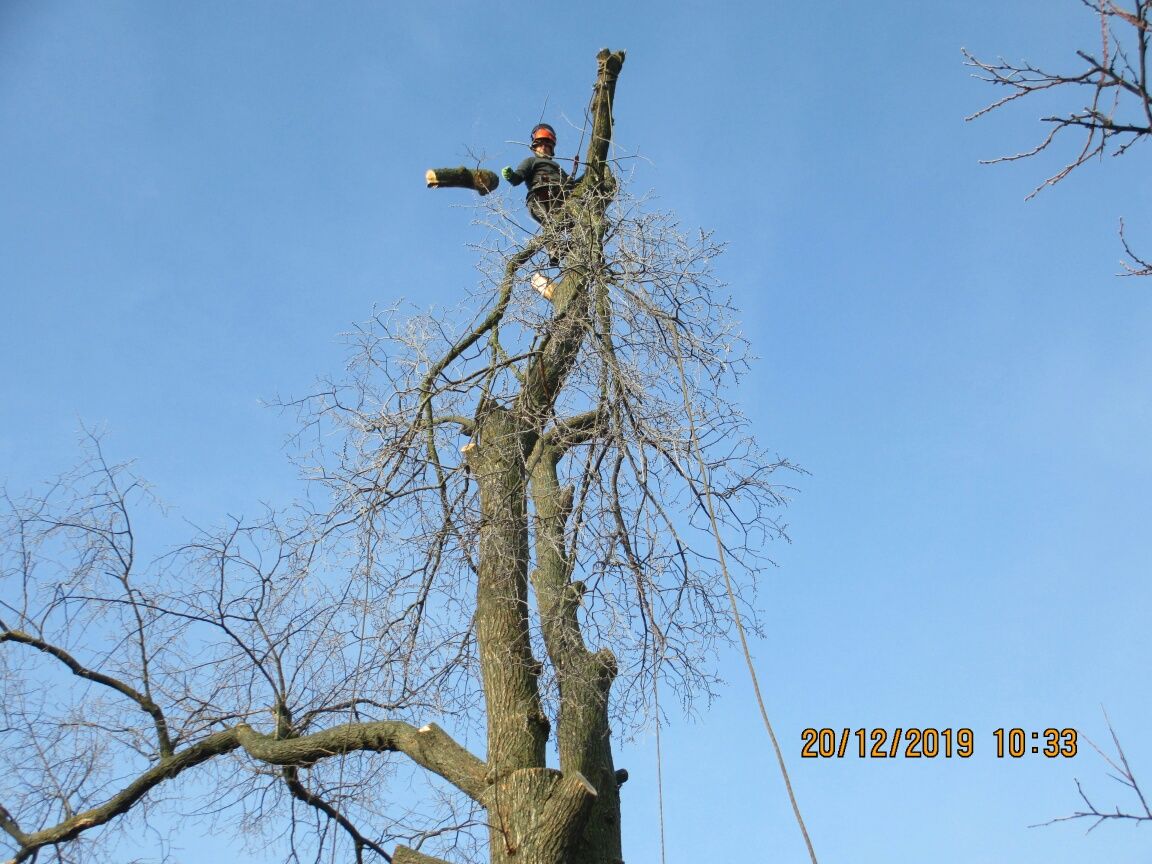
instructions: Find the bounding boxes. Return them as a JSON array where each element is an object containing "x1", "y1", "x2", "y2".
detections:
[{"x1": 2, "y1": 2, "x2": 1151, "y2": 862}]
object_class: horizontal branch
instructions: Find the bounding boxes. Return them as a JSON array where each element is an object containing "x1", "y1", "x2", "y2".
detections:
[
  {"x1": 1041, "y1": 114, "x2": 1152, "y2": 135},
  {"x1": 235, "y1": 721, "x2": 488, "y2": 801},
  {"x1": 543, "y1": 409, "x2": 608, "y2": 451},
  {"x1": 4, "y1": 720, "x2": 488, "y2": 863},
  {"x1": 425, "y1": 167, "x2": 499, "y2": 196}
]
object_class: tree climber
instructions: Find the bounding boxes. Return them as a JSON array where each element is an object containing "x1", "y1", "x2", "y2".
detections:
[{"x1": 502, "y1": 123, "x2": 577, "y2": 266}]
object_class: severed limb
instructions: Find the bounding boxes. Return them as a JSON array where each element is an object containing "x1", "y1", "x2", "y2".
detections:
[{"x1": 425, "y1": 167, "x2": 500, "y2": 195}]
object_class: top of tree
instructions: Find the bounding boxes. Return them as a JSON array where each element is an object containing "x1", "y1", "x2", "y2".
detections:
[{"x1": 0, "y1": 49, "x2": 794, "y2": 864}]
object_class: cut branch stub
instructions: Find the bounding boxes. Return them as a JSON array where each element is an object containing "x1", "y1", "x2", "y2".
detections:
[
  {"x1": 480, "y1": 767, "x2": 598, "y2": 864},
  {"x1": 583, "y1": 50, "x2": 626, "y2": 177},
  {"x1": 425, "y1": 166, "x2": 500, "y2": 195}
]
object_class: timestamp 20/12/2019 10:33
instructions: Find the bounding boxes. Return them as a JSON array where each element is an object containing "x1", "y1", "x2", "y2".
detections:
[{"x1": 800, "y1": 727, "x2": 1079, "y2": 759}]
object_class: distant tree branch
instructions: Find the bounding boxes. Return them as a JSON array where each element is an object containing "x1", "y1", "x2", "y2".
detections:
[
  {"x1": 1119, "y1": 217, "x2": 1152, "y2": 273},
  {"x1": 282, "y1": 766, "x2": 393, "y2": 863},
  {"x1": 965, "y1": 1, "x2": 1152, "y2": 272},
  {"x1": 1034, "y1": 711, "x2": 1152, "y2": 832}
]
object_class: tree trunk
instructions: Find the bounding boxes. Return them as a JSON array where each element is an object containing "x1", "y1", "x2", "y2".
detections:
[
  {"x1": 462, "y1": 48, "x2": 627, "y2": 864},
  {"x1": 467, "y1": 407, "x2": 612, "y2": 864},
  {"x1": 530, "y1": 446, "x2": 623, "y2": 864}
]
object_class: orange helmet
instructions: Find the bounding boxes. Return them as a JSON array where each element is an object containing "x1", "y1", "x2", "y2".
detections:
[{"x1": 531, "y1": 123, "x2": 557, "y2": 147}]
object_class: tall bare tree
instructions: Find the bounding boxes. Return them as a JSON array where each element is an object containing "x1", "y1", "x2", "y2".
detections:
[
  {"x1": 1, "y1": 50, "x2": 792, "y2": 864},
  {"x1": 965, "y1": 0, "x2": 1152, "y2": 274}
]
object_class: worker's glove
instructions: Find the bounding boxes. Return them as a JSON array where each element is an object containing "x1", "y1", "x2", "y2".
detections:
[{"x1": 501, "y1": 166, "x2": 514, "y2": 182}]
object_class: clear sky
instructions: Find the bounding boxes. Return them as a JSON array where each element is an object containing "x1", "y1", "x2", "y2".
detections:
[{"x1": 2, "y1": 2, "x2": 1151, "y2": 863}]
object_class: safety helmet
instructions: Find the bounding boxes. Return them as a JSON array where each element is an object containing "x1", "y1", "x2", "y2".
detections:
[{"x1": 531, "y1": 123, "x2": 557, "y2": 147}]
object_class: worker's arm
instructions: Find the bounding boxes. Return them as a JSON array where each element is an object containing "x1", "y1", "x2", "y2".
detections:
[{"x1": 503, "y1": 156, "x2": 541, "y2": 187}]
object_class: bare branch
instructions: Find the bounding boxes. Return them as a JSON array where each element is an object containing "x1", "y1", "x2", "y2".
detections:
[
  {"x1": 234, "y1": 722, "x2": 487, "y2": 802},
  {"x1": 0, "y1": 629, "x2": 172, "y2": 758},
  {"x1": 965, "y1": 1, "x2": 1152, "y2": 268},
  {"x1": 282, "y1": 766, "x2": 393, "y2": 863},
  {"x1": 7, "y1": 730, "x2": 240, "y2": 864},
  {"x1": 1034, "y1": 711, "x2": 1152, "y2": 832}
]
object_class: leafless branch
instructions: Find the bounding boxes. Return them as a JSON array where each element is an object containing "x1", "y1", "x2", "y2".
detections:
[
  {"x1": 1034, "y1": 710, "x2": 1152, "y2": 832},
  {"x1": 2, "y1": 49, "x2": 796, "y2": 864},
  {"x1": 965, "y1": 1, "x2": 1152, "y2": 270}
]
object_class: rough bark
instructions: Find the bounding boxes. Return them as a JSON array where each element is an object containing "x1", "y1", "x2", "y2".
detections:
[
  {"x1": 530, "y1": 446, "x2": 622, "y2": 864},
  {"x1": 394, "y1": 847, "x2": 456, "y2": 864},
  {"x1": 470, "y1": 405, "x2": 550, "y2": 779},
  {"x1": 234, "y1": 722, "x2": 489, "y2": 801},
  {"x1": 481, "y1": 768, "x2": 598, "y2": 864}
]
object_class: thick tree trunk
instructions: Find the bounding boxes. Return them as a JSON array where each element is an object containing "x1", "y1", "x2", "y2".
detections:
[
  {"x1": 468, "y1": 409, "x2": 609, "y2": 864},
  {"x1": 481, "y1": 768, "x2": 599, "y2": 864},
  {"x1": 471, "y1": 405, "x2": 549, "y2": 777},
  {"x1": 462, "y1": 48, "x2": 626, "y2": 864}
]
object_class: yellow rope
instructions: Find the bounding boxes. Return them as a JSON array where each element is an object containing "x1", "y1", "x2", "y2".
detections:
[
  {"x1": 654, "y1": 671, "x2": 668, "y2": 864},
  {"x1": 667, "y1": 325, "x2": 819, "y2": 864}
]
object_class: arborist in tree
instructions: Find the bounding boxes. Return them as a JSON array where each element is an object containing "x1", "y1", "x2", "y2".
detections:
[{"x1": 502, "y1": 123, "x2": 578, "y2": 266}]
